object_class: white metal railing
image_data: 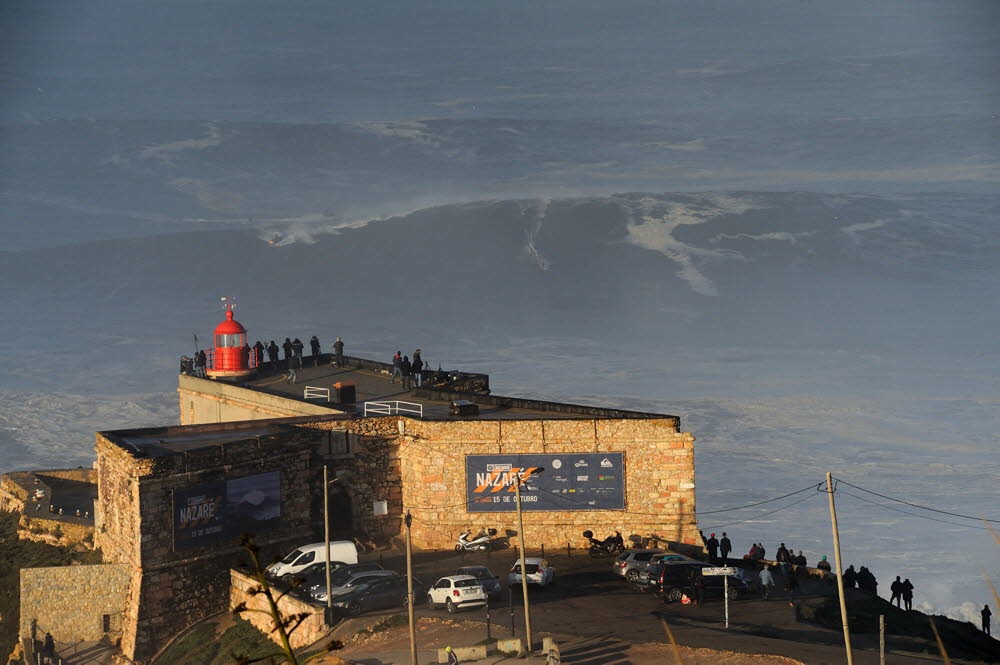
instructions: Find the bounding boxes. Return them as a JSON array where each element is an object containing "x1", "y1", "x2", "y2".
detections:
[
  {"x1": 363, "y1": 400, "x2": 424, "y2": 417},
  {"x1": 304, "y1": 386, "x2": 330, "y2": 402}
]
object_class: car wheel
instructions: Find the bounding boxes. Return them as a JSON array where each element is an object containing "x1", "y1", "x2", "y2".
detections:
[
  {"x1": 426, "y1": 593, "x2": 436, "y2": 609},
  {"x1": 347, "y1": 602, "x2": 361, "y2": 617},
  {"x1": 626, "y1": 569, "x2": 640, "y2": 583},
  {"x1": 667, "y1": 587, "x2": 683, "y2": 602},
  {"x1": 402, "y1": 594, "x2": 411, "y2": 607},
  {"x1": 446, "y1": 598, "x2": 455, "y2": 614},
  {"x1": 455, "y1": 545, "x2": 463, "y2": 551},
  {"x1": 727, "y1": 586, "x2": 739, "y2": 600}
]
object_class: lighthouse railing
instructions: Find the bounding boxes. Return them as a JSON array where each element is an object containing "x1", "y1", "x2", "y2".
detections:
[{"x1": 363, "y1": 401, "x2": 424, "y2": 418}]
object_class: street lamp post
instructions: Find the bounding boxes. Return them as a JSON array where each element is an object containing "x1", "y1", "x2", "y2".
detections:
[{"x1": 513, "y1": 466, "x2": 543, "y2": 653}]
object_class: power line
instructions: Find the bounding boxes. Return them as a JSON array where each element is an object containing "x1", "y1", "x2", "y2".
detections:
[
  {"x1": 833, "y1": 477, "x2": 999, "y2": 524},
  {"x1": 696, "y1": 483, "x2": 822, "y2": 514},
  {"x1": 837, "y1": 489, "x2": 994, "y2": 531},
  {"x1": 701, "y1": 490, "x2": 824, "y2": 530}
]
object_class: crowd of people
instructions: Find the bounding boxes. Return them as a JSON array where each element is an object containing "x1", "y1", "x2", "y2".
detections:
[
  {"x1": 180, "y1": 335, "x2": 347, "y2": 383},
  {"x1": 390, "y1": 349, "x2": 425, "y2": 389}
]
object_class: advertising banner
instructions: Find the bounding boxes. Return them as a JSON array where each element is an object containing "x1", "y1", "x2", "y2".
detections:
[
  {"x1": 465, "y1": 453, "x2": 624, "y2": 512},
  {"x1": 173, "y1": 471, "x2": 282, "y2": 549}
]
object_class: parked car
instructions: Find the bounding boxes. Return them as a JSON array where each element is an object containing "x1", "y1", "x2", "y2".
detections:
[
  {"x1": 267, "y1": 541, "x2": 359, "y2": 580},
  {"x1": 297, "y1": 562, "x2": 384, "y2": 596},
  {"x1": 327, "y1": 575, "x2": 426, "y2": 617},
  {"x1": 612, "y1": 549, "x2": 663, "y2": 583},
  {"x1": 426, "y1": 575, "x2": 488, "y2": 613},
  {"x1": 654, "y1": 563, "x2": 750, "y2": 602},
  {"x1": 635, "y1": 554, "x2": 703, "y2": 587},
  {"x1": 457, "y1": 566, "x2": 502, "y2": 598},
  {"x1": 508, "y1": 558, "x2": 555, "y2": 588},
  {"x1": 312, "y1": 570, "x2": 397, "y2": 603}
]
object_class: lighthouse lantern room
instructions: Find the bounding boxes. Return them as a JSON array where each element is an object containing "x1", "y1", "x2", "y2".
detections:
[{"x1": 206, "y1": 304, "x2": 253, "y2": 380}]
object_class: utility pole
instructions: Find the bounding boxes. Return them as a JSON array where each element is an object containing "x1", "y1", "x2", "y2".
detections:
[
  {"x1": 405, "y1": 511, "x2": 417, "y2": 665},
  {"x1": 323, "y1": 465, "x2": 332, "y2": 614},
  {"x1": 826, "y1": 472, "x2": 854, "y2": 665},
  {"x1": 879, "y1": 614, "x2": 885, "y2": 665},
  {"x1": 514, "y1": 470, "x2": 534, "y2": 653}
]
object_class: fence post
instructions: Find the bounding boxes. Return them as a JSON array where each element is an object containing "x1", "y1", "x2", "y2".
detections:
[{"x1": 567, "y1": 542, "x2": 571, "y2": 559}]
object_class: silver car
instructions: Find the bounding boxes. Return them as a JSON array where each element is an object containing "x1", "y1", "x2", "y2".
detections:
[{"x1": 612, "y1": 549, "x2": 664, "y2": 582}]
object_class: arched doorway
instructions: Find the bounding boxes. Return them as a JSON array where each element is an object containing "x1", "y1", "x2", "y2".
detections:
[{"x1": 331, "y1": 492, "x2": 353, "y2": 534}]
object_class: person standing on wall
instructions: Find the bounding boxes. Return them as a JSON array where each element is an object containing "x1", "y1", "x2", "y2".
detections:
[
  {"x1": 310, "y1": 335, "x2": 321, "y2": 365},
  {"x1": 902, "y1": 578, "x2": 914, "y2": 611},
  {"x1": 282, "y1": 338, "x2": 293, "y2": 369},
  {"x1": 267, "y1": 340, "x2": 279, "y2": 367},
  {"x1": 412, "y1": 349, "x2": 423, "y2": 387},
  {"x1": 982, "y1": 604, "x2": 992, "y2": 635},
  {"x1": 890, "y1": 576, "x2": 904, "y2": 608},
  {"x1": 706, "y1": 533, "x2": 719, "y2": 564},
  {"x1": 196, "y1": 349, "x2": 207, "y2": 377},
  {"x1": 776, "y1": 543, "x2": 792, "y2": 576},
  {"x1": 253, "y1": 340, "x2": 265, "y2": 369},
  {"x1": 334, "y1": 337, "x2": 345, "y2": 366},
  {"x1": 292, "y1": 337, "x2": 304, "y2": 368},
  {"x1": 719, "y1": 532, "x2": 732, "y2": 564},
  {"x1": 401, "y1": 355, "x2": 412, "y2": 390}
]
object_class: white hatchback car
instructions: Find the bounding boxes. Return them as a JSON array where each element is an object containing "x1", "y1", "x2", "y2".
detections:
[
  {"x1": 426, "y1": 575, "x2": 488, "y2": 613},
  {"x1": 508, "y1": 558, "x2": 555, "y2": 588}
]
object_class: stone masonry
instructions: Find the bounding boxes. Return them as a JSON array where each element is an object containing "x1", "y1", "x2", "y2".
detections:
[
  {"x1": 94, "y1": 425, "x2": 322, "y2": 664},
  {"x1": 20, "y1": 564, "x2": 130, "y2": 644}
]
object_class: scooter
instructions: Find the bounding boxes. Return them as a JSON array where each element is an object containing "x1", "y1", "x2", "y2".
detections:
[
  {"x1": 583, "y1": 530, "x2": 626, "y2": 558},
  {"x1": 456, "y1": 528, "x2": 497, "y2": 551}
]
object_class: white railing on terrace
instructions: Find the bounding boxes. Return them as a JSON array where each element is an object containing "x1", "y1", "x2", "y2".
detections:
[
  {"x1": 303, "y1": 386, "x2": 330, "y2": 402},
  {"x1": 363, "y1": 401, "x2": 424, "y2": 418}
]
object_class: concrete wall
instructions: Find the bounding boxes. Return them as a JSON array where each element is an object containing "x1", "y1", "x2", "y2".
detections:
[
  {"x1": 19, "y1": 564, "x2": 130, "y2": 644},
  {"x1": 229, "y1": 570, "x2": 328, "y2": 650},
  {"x1": 178, "y1": 374, "x2": 340, "y2": 425},
  {"x1": 94, "y1": 427, "x2": 323, "y2": 664}
]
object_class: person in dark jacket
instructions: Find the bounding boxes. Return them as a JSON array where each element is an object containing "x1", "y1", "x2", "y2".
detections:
[
  {"x1": 902, "y1": 578, "x2": 914, "y2": 611},
  {"x1": 816, "y1": 556, "x2": 832, "y2": 572},
  {"x1": 842, "y1": 565, "x2": 857, "y2": 589},
  {"x1": 291, "y1": 338, "x2": 304, "y2": 368},
  {"x1": 401, "y1": 355, "x2": 412, "y2": 389},
  {"x1": 890, "y1": 576, "x2": 904, "y2": 608},
  {"x1": 253, "y1": 340, "x2": 265, "y2": 368},
  {"x1": 196, "y1": 349, "x2": 207, "y2": 377},
  {"x1": 282, "y1": 338, "x2": 293, "y2": 367},
  {"x1": 776, "y1": 543, "x2": 792, "y2": 575},
  {"x1": 411, "y1": 349, "x2": 423, "y2": 387},
  {"x1": 982, "y1": 604, "x2": 992, "y2": 635},
  {"x1": 309, "y1": 335, "x2": 321, "y2": 364},
  {"x1": 719, "y1": 532, "x2": 732, "y2": 563},
  {"x1": 334, "y1": 337, "x2": 345, "y2": 366},
  {"x1": 689, "y1": 568, "x2": 705, "y2": 606},
  {"x1": 391, "y1": 351, "x2": 403, "y2": 383},
  {"x1": 240, "y1": 343, "x2": 250, "y2": 368},
  {"x1": 267, "y1": 340, "x2": 279, "y2": 365},
  {"x1": 706, "y1": 533, "x2": 719, "y2": 564},
  {"x1": 795, "y1": 551, "x2": 807, "y2": 566},
  {"x1": 43, "y1": 633, "x2": 55, "y2": 663}
]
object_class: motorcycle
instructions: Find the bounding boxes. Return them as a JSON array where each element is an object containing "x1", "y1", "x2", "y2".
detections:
[
  {"x1": 583, "y1": 530, "x2": 626, "y2": 558},
  {"x1": 456, "y1": 528, "x2": 498, "y2": 551}
]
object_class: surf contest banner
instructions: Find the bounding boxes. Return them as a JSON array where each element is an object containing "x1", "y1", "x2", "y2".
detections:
[
  {"x1": 465, "y1": 453, "x2": 625, "y2": 512},
  {"x1": 172, "y1": 471, "x2": 282, "y2": 550}
]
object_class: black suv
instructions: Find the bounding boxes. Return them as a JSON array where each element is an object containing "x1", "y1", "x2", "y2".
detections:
[{"x1": 654, "y1": 563, "x2": 749, "y2": 602}]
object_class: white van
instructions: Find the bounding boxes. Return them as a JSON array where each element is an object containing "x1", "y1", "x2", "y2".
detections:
[{"x1": 267, "y1": 541, "x2": 359, "y2": 580}]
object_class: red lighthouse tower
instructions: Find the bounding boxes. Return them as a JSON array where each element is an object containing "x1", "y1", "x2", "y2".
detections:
[{"x1": 206, "y1": 303, "x2": 253, "y2": 380}]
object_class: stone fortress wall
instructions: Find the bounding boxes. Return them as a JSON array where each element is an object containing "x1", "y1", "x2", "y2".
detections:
[
  {"x1": 94, "y1": 425, "x2": 322, "y2": 664},
  {"x1": 19, "y1": 564, "x2": 130, "y2": 644}
]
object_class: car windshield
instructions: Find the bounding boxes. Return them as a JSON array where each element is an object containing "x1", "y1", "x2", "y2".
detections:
[
  {"x1": 513, "y1": 564, "x2": 539, "y2": 574},
  {"x1": 454, "y1": 579, "x2": 481, "y2": 588},
  {"x1": 281, "y1": 549, "x2": 302, "y2": 564}
]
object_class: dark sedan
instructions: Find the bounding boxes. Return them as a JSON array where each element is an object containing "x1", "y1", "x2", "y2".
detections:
[
  {"x1": 654, "y1": 563, "x2": 749, "y2": 602},
  {"x1": 456, "y1": 566, "x2": 502, "y2": 598},
  {"x1": 326, "y1": 575, "x2": 426, "y2": 617}
]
